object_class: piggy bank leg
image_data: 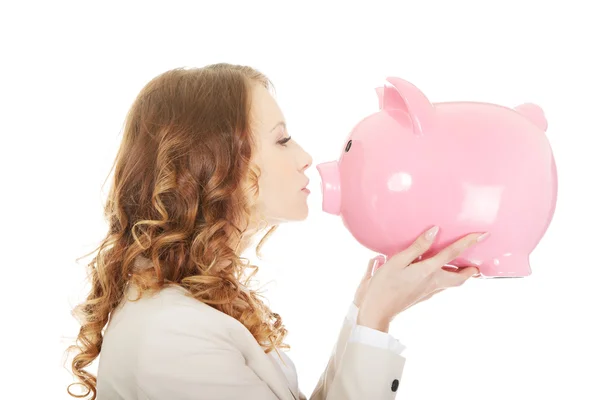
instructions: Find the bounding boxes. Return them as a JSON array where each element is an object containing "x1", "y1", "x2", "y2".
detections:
[{"x1": 468, "y1": 255, "x2": 532, "y2": 278}]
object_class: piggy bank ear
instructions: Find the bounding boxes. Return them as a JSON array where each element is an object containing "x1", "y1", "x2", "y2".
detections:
[
  {"x1": 375, "y1": 77, "x2": 434, "y2": 135},
  {"x1": 514, "y1": 103, "x2": 548, "y2": 132},
  {"x1": 375, "y1": 86, "x2": 385, "y2": 109}
]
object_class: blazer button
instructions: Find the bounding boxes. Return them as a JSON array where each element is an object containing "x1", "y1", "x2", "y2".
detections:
[{"x1": 391, "y1": 379, "x2": 399, "y2": 392}]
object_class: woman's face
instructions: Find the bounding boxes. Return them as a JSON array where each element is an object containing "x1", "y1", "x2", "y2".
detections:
[{"x1": 250, "y1": 83, "x2": 313, "y2": 225}]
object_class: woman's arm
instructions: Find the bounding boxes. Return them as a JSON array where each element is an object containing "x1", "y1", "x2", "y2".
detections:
[
  {"x1": 305, "y1": 304, "x2": 355, "y2": 399},
  {"x1": 316, "y1": 341, "x2": 405, "y2": 399},
  {"x1": 306, "y1": 303, "x2": 406, "y2": 400}
]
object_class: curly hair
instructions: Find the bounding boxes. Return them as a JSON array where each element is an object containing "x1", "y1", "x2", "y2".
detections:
[{"x1": 65, "y1": 64, "x2": 288, "y2": 399}]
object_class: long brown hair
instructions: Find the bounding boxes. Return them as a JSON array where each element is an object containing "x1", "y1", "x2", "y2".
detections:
[{"x1": 66, "y1": 64, "x2": 288, "y2": 399}]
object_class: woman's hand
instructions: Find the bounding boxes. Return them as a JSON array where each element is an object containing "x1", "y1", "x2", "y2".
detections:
[
  {"x1": 357, "y1": 226, "x2": 488, "y2": 332},
  {"x1": 353, "y1": 240, "x2": 481, "y2": 309}
]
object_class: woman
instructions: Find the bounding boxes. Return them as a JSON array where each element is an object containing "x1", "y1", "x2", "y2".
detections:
[{"x1": 66, "y1": 63, "x2": 487, "y2": 400}]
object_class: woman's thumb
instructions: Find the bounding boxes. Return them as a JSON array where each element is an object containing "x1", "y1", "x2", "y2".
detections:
[
  {"x1": 365, "y1": 255, "x2": 386, "y2": 279},
  {"x1": 363, "y1": 258, "x2": 376, "y2": 280}
]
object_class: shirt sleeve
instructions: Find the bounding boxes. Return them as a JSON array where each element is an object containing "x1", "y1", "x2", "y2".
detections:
[{"x1": 346, "y1": 302, "x2": 407, "y2": 355}]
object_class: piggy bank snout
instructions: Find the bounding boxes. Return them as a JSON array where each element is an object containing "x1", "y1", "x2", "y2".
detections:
[{"x1": 316, "y1": 161, "x2": 341, "y2": 215}]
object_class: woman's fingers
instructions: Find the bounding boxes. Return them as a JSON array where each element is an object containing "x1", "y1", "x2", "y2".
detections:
[
  {"x1": 363, "y1": 257, "x2": 377, "y2": 280},
  {"x1": 413, "y1": 267, "x2": 479, "y2": 307},
  {"x1": 388, "y1": 226, "x2": 440, "y2": 267},
  {"x1": 426, "y1": 265, "x2": 480, "y2": 291},
  {"x1": 441, "y1": 266, "x2": 481, "y2": 287},
  {"x1": 421, "y1": 232, "x2": 489, "y2": 274}
]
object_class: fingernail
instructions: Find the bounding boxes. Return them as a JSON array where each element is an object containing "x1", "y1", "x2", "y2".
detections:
[
  {"x1": 425, "y1": 226, "x2": 439, "y2": 240},
  {"x1": 477, "y1": 232, "x2": 490, "y2": 242}
]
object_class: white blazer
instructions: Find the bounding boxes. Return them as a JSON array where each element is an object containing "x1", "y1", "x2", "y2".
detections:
[{"x1": 96, "y1": 278, "x2": 407, "y2": 399}]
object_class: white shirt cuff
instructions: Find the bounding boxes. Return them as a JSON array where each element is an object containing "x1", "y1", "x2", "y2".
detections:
[{"x1": 346, "y1": 302, "x2": 407, "y2": 355}]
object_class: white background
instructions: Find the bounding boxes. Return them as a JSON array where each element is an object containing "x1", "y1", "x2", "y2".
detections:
[{"x1": 1, "y1": 0, "x2": 599, "y2": 399}]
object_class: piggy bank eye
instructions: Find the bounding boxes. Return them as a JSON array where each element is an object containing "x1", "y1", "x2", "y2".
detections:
[{"x1": 345, "y1": 140, "x2": 352, "y2": 152}]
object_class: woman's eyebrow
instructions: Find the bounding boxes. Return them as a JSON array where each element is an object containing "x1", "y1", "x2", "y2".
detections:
[{"x1": 271, "y1": 121, "x2": 286, "y2": 132}]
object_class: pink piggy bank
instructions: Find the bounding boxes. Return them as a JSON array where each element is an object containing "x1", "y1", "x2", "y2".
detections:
[{"x1": 316, "y1": 77, "x2": 557, "y2": 278}]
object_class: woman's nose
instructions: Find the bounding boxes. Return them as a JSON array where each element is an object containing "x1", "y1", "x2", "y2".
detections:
[{"x1": 299, "y1": 150, "x2": 313, "y2": 172}]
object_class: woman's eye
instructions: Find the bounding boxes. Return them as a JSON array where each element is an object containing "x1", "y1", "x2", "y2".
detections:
[{"x1": 278, "y1": 136, "x2": 292, "y2": 146}]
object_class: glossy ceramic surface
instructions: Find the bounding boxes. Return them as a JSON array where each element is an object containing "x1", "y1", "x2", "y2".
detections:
[{"x1": 317, "y1": 77, "x2": 557, "y2": 278}]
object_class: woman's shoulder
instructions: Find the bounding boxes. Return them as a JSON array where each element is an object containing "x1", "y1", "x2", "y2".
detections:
[
  {"x1": 101, "y1": 284, "x2": 254, "y2": 367},
  {"x1": 118, "y1": 283, "x2": 244, "y2": 334},
  {"x1": 97, "y1": 284, "x2": 261, "y2": 392}
]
